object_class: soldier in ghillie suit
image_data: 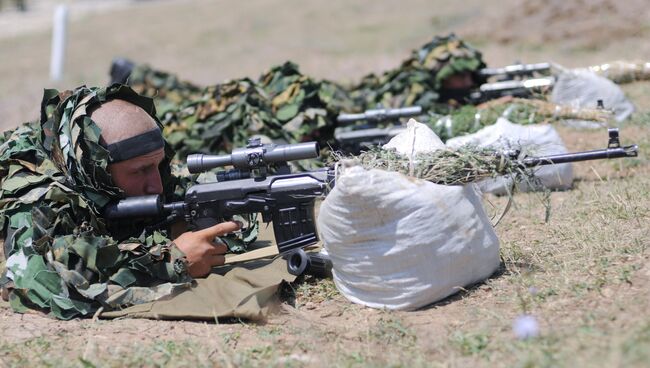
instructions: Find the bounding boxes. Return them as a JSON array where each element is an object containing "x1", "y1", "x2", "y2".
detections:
[
  {"x1": 258, "y1": 61, "x2": 355, "y2": 149},
  {"x1": 349, "y1": 34, "x2": 486, "y2": 114},
  {"x1": 0, "y1": 85, "x2": 286, "y2": 320},
  {"x1": 159, "y1": 77, "x2": 287, "y2": 160}
]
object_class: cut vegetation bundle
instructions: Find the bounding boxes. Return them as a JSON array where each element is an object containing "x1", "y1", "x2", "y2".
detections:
[{"x1": 345, "y1": 145, "x2": 537, "y2": 186}]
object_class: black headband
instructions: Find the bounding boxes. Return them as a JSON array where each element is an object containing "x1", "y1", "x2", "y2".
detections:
[{"x1": 106, "y1": 129, "x2": 165, "y2": 163}]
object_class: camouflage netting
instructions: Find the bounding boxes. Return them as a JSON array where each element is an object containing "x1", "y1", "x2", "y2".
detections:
[
  {"x1": 258, "y1": 61, "x2": 355, "y2": 149},
  {"x1": 127, "y1": 63, "x2": 205, "y2": 115},
  {"x1": 159, "y1": 78, "x2": 287, "y2": 160},
  {"x1": 349, "y1": 34, "x2": 486, "y2": 113},
  {"x1": 122, "y1": 61, "x2": 356, "y2": 160},
  {"x1": 432, "y1": 98, "x2": 612, "y2": 141}
]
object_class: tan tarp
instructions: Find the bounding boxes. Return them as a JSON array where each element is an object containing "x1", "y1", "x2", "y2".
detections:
[{"x1": 100, "y1": 257, "x2": 295, "y2": 321}]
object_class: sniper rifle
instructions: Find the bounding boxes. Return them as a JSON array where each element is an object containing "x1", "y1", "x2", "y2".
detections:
[
  {"x1": 104, "y1": 138, "x2": 334, "y2": 277},
  {"x1": 104, "y1": 130, "x2": 638, "y2": 276}
]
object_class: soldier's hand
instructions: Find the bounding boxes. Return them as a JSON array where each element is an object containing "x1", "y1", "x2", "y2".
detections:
[{"x1": 173, "y1": 221, "x2": 241, "y2": 277}]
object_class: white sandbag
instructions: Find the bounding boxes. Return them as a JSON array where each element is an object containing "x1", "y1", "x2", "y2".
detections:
[
  {"x1": 318, "y1": 120, "x2": 500, "y2": 310},
  {"x1": 551, "y1": 69, "x2": 635, "y2": 122},
  {"x1": 446, "y1": 118, "x2": 574, "y2": 194},
  {"x1": 383, "y1": 118, "x2": 446, "y2": 153}
]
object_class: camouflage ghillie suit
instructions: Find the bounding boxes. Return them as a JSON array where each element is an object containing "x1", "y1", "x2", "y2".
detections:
[
  {"x1": 350, "y1": 34, "x2": 486, "y2": 113},
  {"x1": 159, "y1": 78, "x2": 288, "y2": 159},
  {"x1": 127, "y1": 63, "x2": 205, "y2": 116},
  {"x1": 0, "y1": 85, "x2": 192, "y2": 319},
  {"x1": 258, "y1": 61, "x2": 355, "y2": 148}
]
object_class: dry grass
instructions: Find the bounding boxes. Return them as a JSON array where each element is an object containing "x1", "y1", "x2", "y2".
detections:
[
  {"x1": 350, "y1": 146, "x2": 534, "y2": 185},
  {"x1": 1, "y1": 1, "x2": 649, "y2": 367}
]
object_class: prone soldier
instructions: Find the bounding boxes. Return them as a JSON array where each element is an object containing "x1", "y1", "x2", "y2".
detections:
[{"x1": 0, "y1": 85, "x2": 290, "y2": 319}]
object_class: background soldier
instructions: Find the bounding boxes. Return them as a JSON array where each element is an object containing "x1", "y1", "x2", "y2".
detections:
[{"x1": 349, "y1": 33, "x2": 486, "y2": 113}]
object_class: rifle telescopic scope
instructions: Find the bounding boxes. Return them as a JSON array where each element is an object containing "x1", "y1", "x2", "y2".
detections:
[{"x1": 187, "y1": 141, "x2": 320, "y2": 173}]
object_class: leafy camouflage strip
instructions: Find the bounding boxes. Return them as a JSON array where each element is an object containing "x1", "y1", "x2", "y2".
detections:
[
  {"x1": 586, "y1": 60, "x2": 650, "y2": 84},
  {"x1": 0, "y1": 85, "x2": 194, "y2": 320},
  {"x1": 127, "y1": 61, "x2": 354, "y2": 161},
  {"x1": 127, "y1": 63, "x2": 204, "y2": 115},
  {"x1": 349, "y1": 33, "x2": 485, "y2": 112}
]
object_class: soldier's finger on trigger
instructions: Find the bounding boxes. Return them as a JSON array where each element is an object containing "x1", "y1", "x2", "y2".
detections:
[
  {"x1": 211, "y1": 243, "x2": 228, "y2": 255},
  {"x1": 198, "y1": 221, "x2": 241, "y2": 239},
  {"x1": 210, "y1": 255, "x2": 226, "y2": 266},
  {"x1": 204, "y1": 244, "x2": 223, "y2": 256}
]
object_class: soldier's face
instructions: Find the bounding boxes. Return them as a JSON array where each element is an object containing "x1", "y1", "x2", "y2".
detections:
[
  {"x1": 108, "y1": 148, "x2": 165, "y2": 197},
  {"x1": 442, "y1": 71, "x2": 475, "y2": 90}
]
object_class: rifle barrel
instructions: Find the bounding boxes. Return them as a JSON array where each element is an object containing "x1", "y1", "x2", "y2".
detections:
[
  {"x1": 522, "y1": 145, "x2": 638, "y2": 166},
  {"x1": 479, "y1": 76, "x2": 555, "y2": 92}
]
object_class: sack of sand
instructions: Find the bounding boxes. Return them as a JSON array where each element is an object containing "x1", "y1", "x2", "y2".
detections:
[
  {"x1": 317, "y1": 120, "x2": 500, "y2": 310},
  {"x1": 551, "y1": 69, "x2": 635, "y2": 122}
]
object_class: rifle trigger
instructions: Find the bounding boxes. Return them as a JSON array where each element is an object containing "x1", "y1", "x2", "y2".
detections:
[
  {"x1": 224, "y1": 196, "x2": 270, "y2": 210},
  {"x1": 608, "y1": 128, "x2": 621, "y2": 149}
]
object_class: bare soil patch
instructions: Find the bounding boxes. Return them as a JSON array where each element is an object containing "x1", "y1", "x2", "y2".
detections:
[{"x1": 463, "y1": 0, "x2": 650, "y2": 50}]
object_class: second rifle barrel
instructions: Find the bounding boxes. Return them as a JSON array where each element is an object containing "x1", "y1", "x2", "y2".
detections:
[
  {"x1": 337, "y1": 106, "x2": 423, "y2": 124},
  {"x1": 479, "y1": 62, "x2": 552, "y2": 77}
]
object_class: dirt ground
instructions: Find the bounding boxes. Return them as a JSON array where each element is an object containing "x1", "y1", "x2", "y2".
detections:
[{"x1": 0, "y1": 1, "x2": 649, "y2": 367}]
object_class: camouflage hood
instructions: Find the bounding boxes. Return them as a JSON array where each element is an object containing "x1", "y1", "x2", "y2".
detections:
[
  {"x1": 406, "y1": 33, "x2": 486, "y2": 89},
  {"x1": 1, "y1": 84, "x2": 177, "y2": 230},
  {"x1": 36, "y1": 84, "x2": 176, "y2": 210},
  {"x1": 349, "y1": 34, "x2": 485, "y2": 112}
]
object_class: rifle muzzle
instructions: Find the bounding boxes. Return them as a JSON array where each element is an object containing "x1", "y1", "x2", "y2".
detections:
[{"x1": 104, "y1": 195, "x2": 164, "y2": 219}]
